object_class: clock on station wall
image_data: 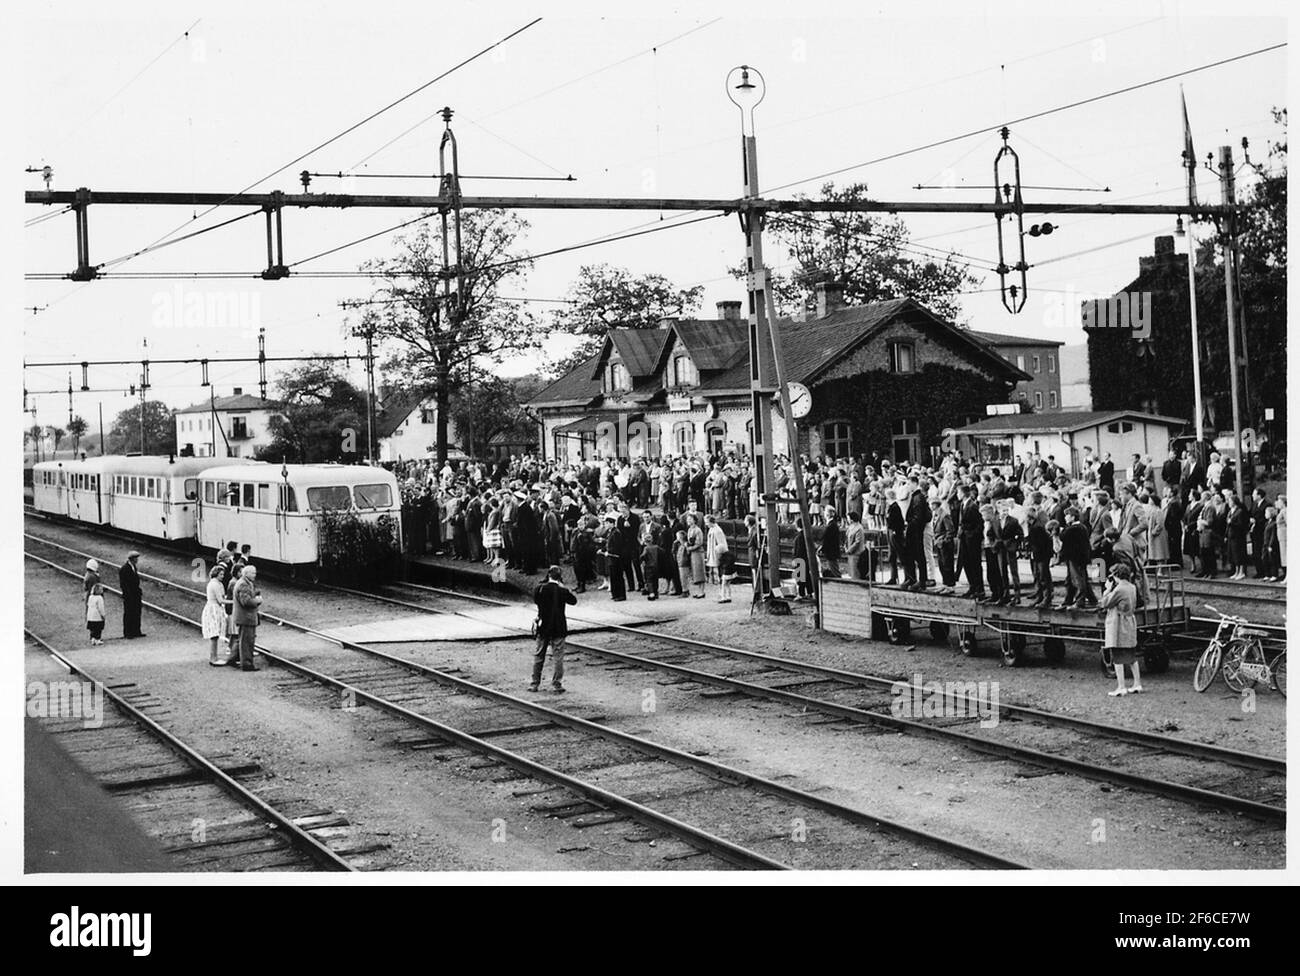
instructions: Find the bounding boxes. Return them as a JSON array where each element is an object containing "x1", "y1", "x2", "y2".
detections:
[{"x1": 787, "y1": 382, "x2": 812, "y2": 419}]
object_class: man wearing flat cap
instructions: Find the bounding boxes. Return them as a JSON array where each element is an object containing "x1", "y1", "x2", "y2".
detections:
[{"x1": 119, "y1": 550, "x2": 145, "y2": 639}]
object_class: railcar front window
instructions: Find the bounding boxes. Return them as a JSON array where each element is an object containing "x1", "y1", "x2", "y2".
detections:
[
  {"x1": 354, "y1": 483, "x2": 393, "y2": 509},
  {"x1": 184, "y1": 479, "x2": 198, "y2": 501},
  {"x1": 306, "y1": 486, "x2": 352, "y2": 511}
]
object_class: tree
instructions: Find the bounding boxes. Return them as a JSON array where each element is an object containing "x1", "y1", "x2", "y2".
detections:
[
  {"x1": 746, "y1": 181, "x2": 980, "y2": 322},
  {"x1": 450, "y1": 374, "x2": 546, "y2": 457},
  {"x1": 67, "y1": 416, "x2": 88, "y2": 454},
  {"x1": 26, "y1": 424, "x2": 43, "y2": 460},
  {"x1": 548, "y1": 264, "x2": 704, "y2": 375},
  {"x1": 48, "y1": 427, "x2": 65, "y2": 452},
  {"x1": 109, "y1": 401, "x2": 176, "y2": 455},
  {"x1": 259, "y1": 360, "x2": 370, "y2": 463},
  {"x1": 357, "y1": 208, "x2": 539, "y2": 465}
]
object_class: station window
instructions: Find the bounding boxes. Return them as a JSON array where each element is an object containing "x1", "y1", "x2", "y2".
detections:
[
  {"x1": 1048, "y1": 354, "x2": 1057, "y2": 373},
  {"x1": 889, "y1": 341, "x2": 916, "y2": 374},
  {"x1": 1034, "y1": 391, "x2": 1044, "y2": 409},
  {"x1": 823, "y1": 421, "x2": 853, "y2": 458},
  {"x1": 671, "y1": 354, "x2": 698, "y2": 389},
  {"x1": 672, "y1": 421, "x2": 694, "y2": 456},
  {"x1": 1032, "y1": 354, "x2": 1041, "y2": 373},
  {"x1": 1049, "y1": 391, "x2": 1058, "y2": 408}
]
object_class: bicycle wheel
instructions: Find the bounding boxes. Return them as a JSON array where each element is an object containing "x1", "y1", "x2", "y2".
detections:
[
  {"x1": 1192, "y1": 642, "x2": 1223, "y2": 693},
  {"x1": 1222, "y1": 639, "x2": 1262, "y2": 692},
  {"x1": 1271, "y1": 652, "x2": 1286, "y2": 698}
]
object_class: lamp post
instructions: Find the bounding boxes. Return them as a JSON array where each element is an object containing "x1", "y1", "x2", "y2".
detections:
[{"x1": 727, "y1": 66, "x2": 817, "y2": 613}]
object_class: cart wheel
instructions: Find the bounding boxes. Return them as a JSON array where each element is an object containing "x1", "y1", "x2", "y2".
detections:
[
  {"x1": 1043, "y1": 637, "x2": 1066, "y2": 664},
  {"x1": 929, "y1": 621, "x2": 950, "y2": 642},
  {"x1": 958, "y1": 627, "x2": 977, "y2": 656},
  {"x1": 870, "y1": 612, "x2": 888, "y2": 641},
  {"x1": 885, "y1": 616, "x2": 910, "y2": 645},
  {"x1": 885, "y1": 617, "x2": 901, "y2": 644},
  {"x1": 1272, "y1": 653, "x2": 1286, "y2": 698},
  {"x1": 1141, "y1": 643, "x2": 1170, "y2": 675},
  {"x1": 1001, "y1": 633, "x2": 1025, "y2": 667}
]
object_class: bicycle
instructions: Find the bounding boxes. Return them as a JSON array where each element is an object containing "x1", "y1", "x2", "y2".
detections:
[
  {"x1": 1222, "y1": 633, "x2": 1286, "y2": 698},
  {"x1": 1192, "y1": 605, "x2": 1273, "y2": 693}
]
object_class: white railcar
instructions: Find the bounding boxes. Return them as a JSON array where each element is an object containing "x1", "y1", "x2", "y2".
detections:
[
  {"x1": 196, "y1": 463, "x2": 402, "y2": 565},
  {"x1": 32, "y1": 458, "x2": 114, "y2": 525},
  {"x1": 104, "y1": 456, "x2": 256, "y2": 542}
]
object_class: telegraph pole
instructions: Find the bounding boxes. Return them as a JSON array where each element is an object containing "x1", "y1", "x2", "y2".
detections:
[{"x1": 1218, "y1": 145, "x2": 1245, "y2": 501}]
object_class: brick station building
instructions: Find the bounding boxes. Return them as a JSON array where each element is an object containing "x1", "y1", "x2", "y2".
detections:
[{"x1": 530, "y1": 284, "x2": 1030, "y2": 464}]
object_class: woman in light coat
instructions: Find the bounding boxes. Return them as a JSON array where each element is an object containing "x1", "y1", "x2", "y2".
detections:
[
  {"x1": 1146, "y1": 494, "x2": 1170, "y2": 565},
  {"x1": 1099, "y1": 563, "x2": 1141, "y2": 696},
  {"x1": 705, "y1": 515, "x2": 732, "y2": 602},
  {"x1": 686, "y1": 514, "x2": 707, "y2": 598},
  {"x1": 202, "y1": 564, "x2": 229, "y2": 666}
]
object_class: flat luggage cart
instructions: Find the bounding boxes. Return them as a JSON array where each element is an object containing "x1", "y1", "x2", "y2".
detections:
[{"x1": 821, "y1": 566, "x2": 1190, "y2": 669}]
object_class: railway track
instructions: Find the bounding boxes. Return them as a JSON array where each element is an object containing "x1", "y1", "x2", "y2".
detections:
[
  {"x1": 25, "y1": 532, "x2": 1027, "y2": 870},
  {"x1": 24, "y1": 629, "x2": 361, "y2": 872},
  {"x1": 353, "y1": 577, "x2": 1288, "y2": 823}
]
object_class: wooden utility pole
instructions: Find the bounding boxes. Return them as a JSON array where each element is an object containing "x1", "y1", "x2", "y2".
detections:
[{"x1": 1219, "y1": 145, "x2": 1245, "y2": 500}]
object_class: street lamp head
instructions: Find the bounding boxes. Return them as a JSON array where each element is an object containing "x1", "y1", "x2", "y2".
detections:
[{"x1": 726, "y1": 65, "x2": 765, "y2": 133}]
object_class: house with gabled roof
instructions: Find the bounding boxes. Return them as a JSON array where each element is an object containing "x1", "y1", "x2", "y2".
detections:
[{"x1": 530, "y1": 287, "x2": 1030, "y2": 464}]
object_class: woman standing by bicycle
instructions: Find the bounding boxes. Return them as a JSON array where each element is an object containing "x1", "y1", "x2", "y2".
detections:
[{"x1": 1100, "y1": 564, "x2": 1141, "y2": 697}]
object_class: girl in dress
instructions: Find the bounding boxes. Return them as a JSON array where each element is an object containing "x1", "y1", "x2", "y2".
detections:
[{"x1": 86, "y1": 584, "x2": 106, "y2": 646}]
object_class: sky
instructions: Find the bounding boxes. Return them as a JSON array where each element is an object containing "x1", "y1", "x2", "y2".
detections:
[{"x1": 12, "y1": 0, "x2": 1290, "y2": 432}]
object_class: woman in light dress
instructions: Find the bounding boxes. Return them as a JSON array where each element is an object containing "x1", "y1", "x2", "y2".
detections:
[
  {"x1": 202, "y1": 564, "x2": 230, "y2": 666},
  {"x1": 1277, "y1": 496, "x2": 1288, "y2": 580}
]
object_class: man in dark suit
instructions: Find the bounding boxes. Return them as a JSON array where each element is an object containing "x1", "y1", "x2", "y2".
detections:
[
  {"x1": 1160, "y1": 452, "x2": 1182, "y2": 496},
  {"x1": 531, "y1": 566, "x2": 577, "y2": 693},
  {"x1": 957, "y1": 488, "x2": 985, "y2": 598},
  {"x1": 1098, "y1": 453, "x2": 1115, "y2": 495},
  {"x1": 902, "y1": 483, "x2": 931, "y2": 589},
  {"x1": 119, "y1": 551, "x2": 145, "y2": 639}
]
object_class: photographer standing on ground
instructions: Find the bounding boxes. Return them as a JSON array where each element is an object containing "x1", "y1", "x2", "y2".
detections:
[{"x1": 530, "y1": 566, "x2": 576, "y2": 694}]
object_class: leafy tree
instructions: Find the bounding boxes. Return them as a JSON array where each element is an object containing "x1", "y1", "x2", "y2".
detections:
[
  {"x1": 109, "y1": 401, "x2": 176, "y2": 455},
  {"x1": 67, "y1": 416, "x2": 88, "y2": 454},
  {"x1": 744, "y1": 181, "x2": 980, "y2": 322},
  {"x1": 49, "y1": 427, "x2": 65, "y2": 451},
  {"x1": 548, "y1": 264, "x2": 704, "y2": 375},
  {"x1": 450, "y1": 374, "x2": 546, "y2": 457},
  {"x1": 259, "y1": 361, "x2": 371, "y2": 463},
  {"x1": 357, "y1": 208, "x2": 539, "y2": 465}
]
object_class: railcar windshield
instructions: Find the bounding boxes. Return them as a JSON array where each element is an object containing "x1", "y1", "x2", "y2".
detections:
[
  {"x1": 306, "y1": 485, "x2": 353, "y2": 511},
  {"x1": 354, "y1": 483, "x2": 393, "y2": 509}
]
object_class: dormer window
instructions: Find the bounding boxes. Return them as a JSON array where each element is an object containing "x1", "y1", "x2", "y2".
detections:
[
  {"x1": 605, "y1": 361, "x2": 631, "y2": 393},
  {"x1": 671, "y1": 354, "x2": 698, "y2": 388}
]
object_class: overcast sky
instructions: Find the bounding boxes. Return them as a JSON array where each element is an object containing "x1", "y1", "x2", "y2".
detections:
[{"x1": 14, "y1": 0, "x2": 1288, "y2": 428}]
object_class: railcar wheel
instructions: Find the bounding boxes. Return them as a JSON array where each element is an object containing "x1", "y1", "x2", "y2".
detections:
[
  {"x1": 1272, "y1": 653, "x2": 1286, "y2": 698},
  {"x1": 929, "y1": 621, "x2": 950, "y2": 642},
  {"x1": 1043, "y1": 637, "x2": 1066, "y2": 664}
]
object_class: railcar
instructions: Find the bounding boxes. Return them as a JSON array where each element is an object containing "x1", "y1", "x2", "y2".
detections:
[
  {"x1": 196, "y1": 463, "x2": 402, "y2": 565},
  {"x1": 104, "y1": 456, "x2": 256, "y2": 542},
  {"x1": 32, "y1": 457, "x2": 115, "y2": 525}
]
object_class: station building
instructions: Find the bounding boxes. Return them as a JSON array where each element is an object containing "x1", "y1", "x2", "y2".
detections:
[{"x1": 530, "y1": 285, "x2": 1031, "y2": 464}]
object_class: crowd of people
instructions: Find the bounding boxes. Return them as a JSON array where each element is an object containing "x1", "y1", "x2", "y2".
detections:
[
  {"x1": 388, "y1": 445, "x2": 1285, "y2": 698},
  {"x1": 389, "y1": 445, "x2": 1285, "y2": 594}
]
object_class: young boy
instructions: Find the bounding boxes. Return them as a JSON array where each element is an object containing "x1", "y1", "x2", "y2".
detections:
[{"x1": 86, "y1": 583, "x2": 106, "y2": 646}]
